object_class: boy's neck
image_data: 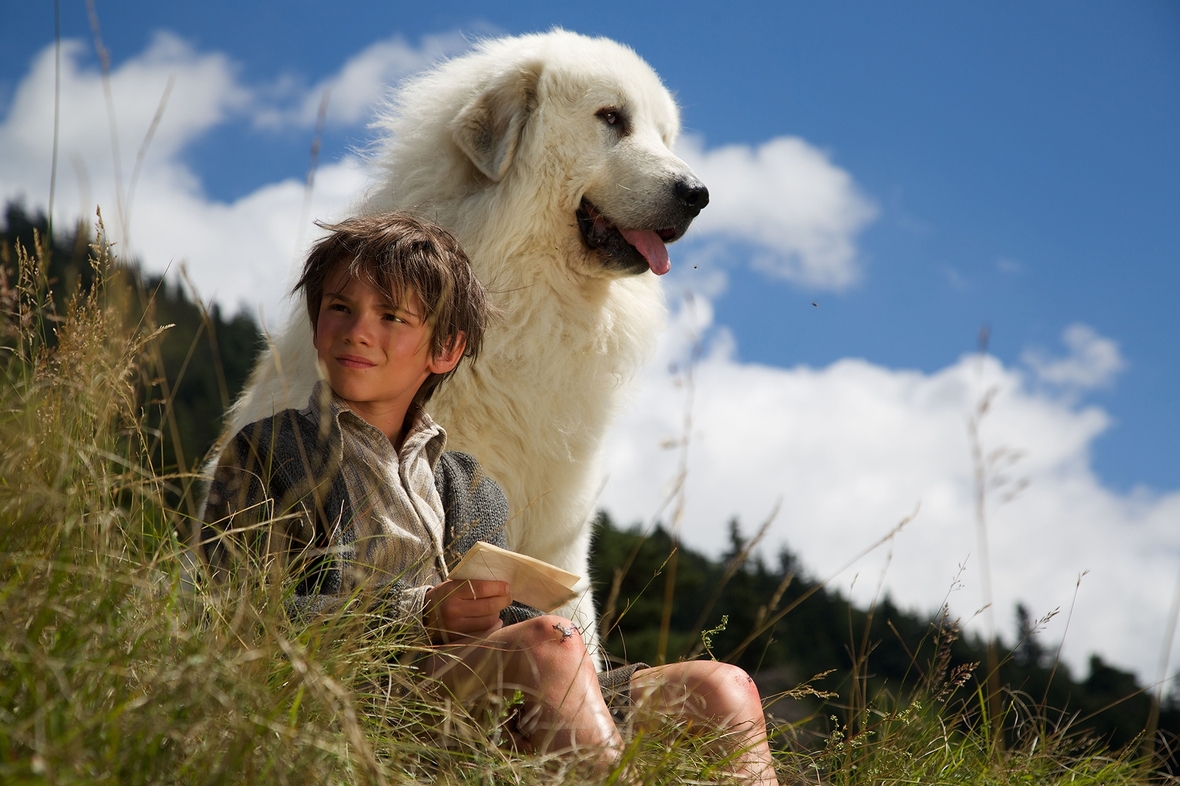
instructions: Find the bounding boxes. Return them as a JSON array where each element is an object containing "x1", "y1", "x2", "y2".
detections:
[
  {"x1": 325, "y1": 389, "x2": 412, "y2": 443},
  {"x1": 341, "y1": 397, "x2": 414, "y2": 448}
]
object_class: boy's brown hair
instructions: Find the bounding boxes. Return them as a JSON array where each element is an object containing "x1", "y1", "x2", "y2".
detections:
[{"x1": 295, "y1": 212, "x2": 488, "y2": 403}]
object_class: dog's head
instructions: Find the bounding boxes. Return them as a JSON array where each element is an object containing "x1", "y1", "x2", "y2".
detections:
[{"x1": 449, "y1": 32, "x2": 708, "y2": 279}]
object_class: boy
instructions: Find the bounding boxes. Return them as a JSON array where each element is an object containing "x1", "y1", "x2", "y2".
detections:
[{"x1": 200, "y1": 213, "x2": 779, "y2": 783}]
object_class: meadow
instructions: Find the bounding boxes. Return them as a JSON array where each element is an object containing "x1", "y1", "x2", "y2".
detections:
[{"x1": 0, "y1": 210, "x2": 1173, "y2": 783}]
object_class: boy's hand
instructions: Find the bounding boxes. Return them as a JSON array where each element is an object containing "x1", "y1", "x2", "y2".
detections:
[{"x1": 424, "y1": 579, "x2": 511, "y2": 643}]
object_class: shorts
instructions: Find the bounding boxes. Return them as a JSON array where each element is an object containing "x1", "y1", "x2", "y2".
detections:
[{"x1": 598, "y1": 662, "x2": 650, "y2": 725}]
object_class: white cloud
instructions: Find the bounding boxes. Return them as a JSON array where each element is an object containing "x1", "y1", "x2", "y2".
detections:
[
  {"x1": 1, "y1": 33, "x2": 248, "y2": 224},
  {"x1": 254, "y1": 31, "x2": 470, "y2": 129},
  {"x1": 0, "y1": 34, "x2": 367, "y2": 323},
  {"x1": 678, "y1": 135, "x2": 878, "y2": 290},
  {"x1": 122, "y1": 156, "x2": 367, "y2": 323},
  {"x1": 996, "y1": 255, "x2": 1023, "y2": 274},
  {"x1": 1023, "y1": 323, "x2": 1127, "y2": 392},
  {"x1": 2, "y1": 33, "x2": 248, "y2": 166},
  {"x1": 599, "y1": 291, "x2": 1180, "y2": 685}
]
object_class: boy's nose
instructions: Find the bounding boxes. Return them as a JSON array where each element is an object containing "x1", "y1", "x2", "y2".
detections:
[{"x1": 342, "y1": 314, "x2": 374, "y2": 345}]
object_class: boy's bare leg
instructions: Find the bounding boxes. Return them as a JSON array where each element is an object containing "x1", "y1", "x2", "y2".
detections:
[
  {"x1": 631, "y1": 661, "x2": 779, "y2": 786},
  {"x1": 424, "y1": 615, "x2": 622, "y2": 763}
]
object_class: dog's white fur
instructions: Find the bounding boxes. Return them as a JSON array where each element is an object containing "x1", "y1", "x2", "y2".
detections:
[{"x1": 227, "y1": 30, "x2": 705, "y2": 651}]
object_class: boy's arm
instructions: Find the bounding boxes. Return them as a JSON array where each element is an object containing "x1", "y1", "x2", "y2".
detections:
[
  {"x1": 199, "y1": 414, "x2": 341, "y2": 606},
  {"x1": 200, "y1": 424, "x2": 283, "y2": 579}
]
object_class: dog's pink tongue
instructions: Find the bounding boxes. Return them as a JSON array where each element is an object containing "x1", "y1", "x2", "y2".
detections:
[{"x1": 620, "y1": 229, "x2": 670, "y2": 275}]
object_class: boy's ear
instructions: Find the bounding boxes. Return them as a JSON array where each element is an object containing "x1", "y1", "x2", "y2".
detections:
[{"x1": 427, "y1": 333, "x2": 466, "y2": 375}]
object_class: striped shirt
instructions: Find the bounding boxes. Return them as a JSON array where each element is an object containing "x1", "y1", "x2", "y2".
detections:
[{"x1": 309, "y1": 381, "x2": 450, "y2": 616}]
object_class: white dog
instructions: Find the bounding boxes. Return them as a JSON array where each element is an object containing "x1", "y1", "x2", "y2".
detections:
[{"x1": 227, "y1": 30, "x2": 708, "y2": 651}]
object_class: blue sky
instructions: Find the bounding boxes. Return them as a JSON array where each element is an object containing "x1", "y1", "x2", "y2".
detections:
[{"x1": 2, "y1": 1, "x2": 1178, "y2": 684}]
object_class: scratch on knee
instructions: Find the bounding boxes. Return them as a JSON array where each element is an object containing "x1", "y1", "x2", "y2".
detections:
[{"x1": 552, "y1": 622, "x2": 577, "y2": 641}]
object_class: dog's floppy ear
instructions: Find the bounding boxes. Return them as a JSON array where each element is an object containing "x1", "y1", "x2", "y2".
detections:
[{"x1": 452, "y1": 62, "x2": 542, "y2": 182}]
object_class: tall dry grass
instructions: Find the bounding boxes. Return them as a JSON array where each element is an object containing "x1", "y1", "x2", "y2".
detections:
[{"x1": 0, "y1": 223, "x2": 376, "y2": 783}]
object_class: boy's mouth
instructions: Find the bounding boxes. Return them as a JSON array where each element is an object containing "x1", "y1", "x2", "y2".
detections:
[{"x1": 336, "y1": 354, "x2": 375, "y2": 369}]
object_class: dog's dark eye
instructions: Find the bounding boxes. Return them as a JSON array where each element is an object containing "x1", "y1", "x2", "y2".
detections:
[{"x1": 596, "y1": 107, "x2": 629, "y2": 135}]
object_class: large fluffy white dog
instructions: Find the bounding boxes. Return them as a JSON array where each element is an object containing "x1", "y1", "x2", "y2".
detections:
[{"x1": 228, "y1": 30, "x2": 708, "y2": 649}]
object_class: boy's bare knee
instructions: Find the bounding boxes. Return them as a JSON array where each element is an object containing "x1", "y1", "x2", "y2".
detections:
[
  {"x1": 501, "y1": 615, "x2": 595, "y2": 687},
  {"x1": 709, "y1": 662, "x2": 757, "y2": 690},
  {"x1": 516, "y1": 614, "x2": 586, "y2": 648},
  {"x1": 645, "y1": 661, "x2": 762, "y2": 722},
  {"x1": 703, "y1": 663, "x2": 763, "y2": 721}
]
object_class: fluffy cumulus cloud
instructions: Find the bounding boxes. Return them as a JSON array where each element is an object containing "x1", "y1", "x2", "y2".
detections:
[
  {"x1": 1023, "y1": 323, "x2": 1127, "y2": 392},
  {"x1": 253, "y1": 31, "x2": 472, "y2": 130},
  {"x1": 677, "y1": 135, "x2": 878, "y2": 290},
  {"x1": 598, "y1": 289, "x2": 1180, "y2": 685},
  {"x1": 1, "y1": 33, "x2": 248, "y2": 183}
]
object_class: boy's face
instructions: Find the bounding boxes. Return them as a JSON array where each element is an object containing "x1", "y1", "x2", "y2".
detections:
[{"x1": 313, "y1": 265, "x2": 462, "y2": 436}]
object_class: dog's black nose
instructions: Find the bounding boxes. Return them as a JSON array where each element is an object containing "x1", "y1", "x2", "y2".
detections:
[{"x1": 675, "y1": 179, "x2": 710, "y2": 215}]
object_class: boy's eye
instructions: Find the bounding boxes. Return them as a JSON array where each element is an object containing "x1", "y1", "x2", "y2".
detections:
[{"x1": 383, "y1": 312, "x2": 405, "y2": 323}]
